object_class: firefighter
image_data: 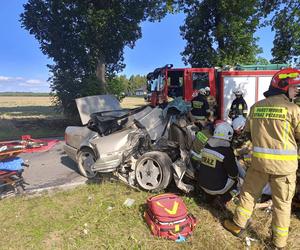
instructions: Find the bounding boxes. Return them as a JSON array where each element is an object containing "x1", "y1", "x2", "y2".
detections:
[
  {"x1": 231, "y1": 116, "x2": 252, "y2": 168},
  {"x1": 190, "y1": 120, "x2": 225, "y2": 173},
  {"x1": 205, "y1": 86, "x2": 218, "y2": 122},
  {"x1": 232, "y1": 116, "x2": 272, "y2": 196},
  {"x1": 190, "y1": 122, "x2": 213, "y2": 163},
  {"x1": 231, "y1": 116, "x2": 247, "y2": 150},
  {"x1": 223, "y1": 68, "x2": 300, "y2": 249},
  {"x1": 189, "y1": 88, "x2": 210, "y2": 127},
  {"x1": 196, "y1": 122, "x2": 239, "y2": 207},
  {"x1": 228, "y1": 90, "x2": 248, "y2": 119}
]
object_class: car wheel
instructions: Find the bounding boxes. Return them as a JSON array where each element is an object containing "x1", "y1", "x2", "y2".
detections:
[
  {"x1": 135, "y1": 151, "x2": 172, "y2": 192},
  {"x1": 77, "y1": 148, "x2": 98, "y2": 179}
]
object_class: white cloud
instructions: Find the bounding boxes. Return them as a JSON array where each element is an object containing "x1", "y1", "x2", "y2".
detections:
[
  {"x1": 19, "y1": 79, "x2": 47, "y2": 87},
  {"x1": 0, "y1": 76, "x2": 12, "y2": 81},
  {"x1": 26, "y1": 79, "x2": 45, "y2": 85},
  {"x1": 0, "y1": 75, "x2": 50, "y2": 92}
]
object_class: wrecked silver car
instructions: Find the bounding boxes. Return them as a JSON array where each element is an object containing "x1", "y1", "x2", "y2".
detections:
[{"x1": 64, "y1": 95, "x2": 195, "y2": 192}]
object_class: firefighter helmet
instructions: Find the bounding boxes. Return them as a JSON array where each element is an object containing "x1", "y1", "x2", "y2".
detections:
[
  {"x1": 199, "y1": 88, "x2": 206, "y2": 95},
  {"x1": 214, "y1": 119, "x2": 226, "y2": 128},
  {"x1": 232, "y1": 115, "x2": 246, "y2": 132},
  {"x1": 233, "y1": 89, "x2": 243, "y2": 96},
  {"x1": 271, "y1": 68, "x2": 300, "y2": 92},
  {"x1": 205, "y1": 86, "x2": 210, "y2": 96},
  {"x1": 213, "y1": 122, "x2": 234, "y2": 141}
]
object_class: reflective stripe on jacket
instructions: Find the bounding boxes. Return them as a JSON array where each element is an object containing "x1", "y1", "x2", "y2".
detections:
[
  {"x1": 245, "y1": 94, "x2": 300, "y2": 175},
  {"x1": 197, "y1": 140, "x2": 238, "y2": 191},
  {"x1": 190, "y1": 128, "x2": 212, "y2": 160}
]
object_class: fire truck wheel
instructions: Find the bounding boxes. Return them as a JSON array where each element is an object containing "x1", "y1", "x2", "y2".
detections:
[
  {"x1": 135, "y1": 151, "x2": 172, "y2": 192},
  {"x1": 77, "y1": 147, "x2": 98, "y2": 179}
]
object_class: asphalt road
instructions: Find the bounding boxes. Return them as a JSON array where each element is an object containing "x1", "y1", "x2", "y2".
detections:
[{"x1": 21, "y1": 141, "x2": 87, "y2": 191}]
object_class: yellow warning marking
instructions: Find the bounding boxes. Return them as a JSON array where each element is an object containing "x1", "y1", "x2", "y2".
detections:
[
  {"x1": 196, "y1": 131, "x2": 208, "y2": 144},
  {"x1": 252, "y1": 107, "x2": 287, "y2": 120},
  {"x1": 156, "y1": 201, "x2": 179, "y2": 215}
]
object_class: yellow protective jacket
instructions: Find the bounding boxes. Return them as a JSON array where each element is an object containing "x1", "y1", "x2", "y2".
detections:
[{"x1": 245, "y1": 94, "x2": 300, "y2": 175}]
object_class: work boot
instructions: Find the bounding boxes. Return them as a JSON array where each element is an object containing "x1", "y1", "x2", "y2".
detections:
[
  {"x1": 223, "y1": 219, "x2": 245, "y2": 237},
  {"x1": 270, "y1": 243, "x2": 285, "y2": 250},
  {"x1": 270, "y1": 235, "x2": 286, "y2": 250}
]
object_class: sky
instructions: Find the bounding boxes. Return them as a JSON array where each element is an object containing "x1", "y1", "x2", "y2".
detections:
[{"x1": 0, "y1": 1, "x2": 274, "y2": 93}]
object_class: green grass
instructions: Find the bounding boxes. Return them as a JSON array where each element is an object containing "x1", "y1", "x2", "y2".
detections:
[{"x1": 0, "y1": 181, "x2": 299, "y2": 249}]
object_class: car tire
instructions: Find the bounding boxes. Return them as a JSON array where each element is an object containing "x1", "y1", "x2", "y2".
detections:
[
  {"x1": 77, "y1": 147, "x2": 98, "y2": 179},
  {"x1": 135, "y1": 151, "x2": 172, "y2": 192}
]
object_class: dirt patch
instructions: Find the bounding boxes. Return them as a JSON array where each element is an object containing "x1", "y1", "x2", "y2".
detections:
[
  {"x1": 12, "y1": 118, "x2": 73, "y2": 131},
  {"x1": 0, "y1": 118, "x2": 70, "y2": 140},
  {"x1": 43, "y1": 230, "x2": 63, "y2": 249}
]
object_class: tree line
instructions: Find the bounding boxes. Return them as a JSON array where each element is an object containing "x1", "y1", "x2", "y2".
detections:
[
  {"x1": 0, "y1": 92, "x2": 49, "y2": 96},
  {"x1": 20, "y1": 0, "x2": 300, "y2": 116},
  {"x1": 108, "y1": 74, "x2": 147, "y2": 97}
]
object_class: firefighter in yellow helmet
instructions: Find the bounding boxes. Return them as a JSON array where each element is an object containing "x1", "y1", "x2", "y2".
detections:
[{"x1": 223, "y1": 68, "x2": 300, "y2": 249}]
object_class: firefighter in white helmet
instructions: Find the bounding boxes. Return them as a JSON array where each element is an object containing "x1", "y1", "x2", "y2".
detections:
[
  {"x1": 229, "y1": 89, "x2": 248, "y2": 119},
  {"x1": 232, "y1": 116, "x2": 249, "y2": 149},
  {"x1": 231, "y1": 116, "x2": 252, "y2": 167},
  {"x1": 196, "y1": 122, "x2": 239, "y2": 208},
  {"x1": 224, "y1": 68, "x2": 300, "y2": 249}
]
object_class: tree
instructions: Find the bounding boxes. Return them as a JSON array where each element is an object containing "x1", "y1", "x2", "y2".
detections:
[
  {"x1": 126, "y1": 75, "x2": 147, "y2": 95},
  {"x1": 107, "y1": 75, "x2": 128, "y2": 99},
  {"x1": 254, "y1": 57, "x2": 270, "y2": 65},
  {"x1": 268, "y1": 1, "x2": 300, "y2": 64},
  {"x1": 180, "y1": 0, "x2": 262, "y2": 67},
  {"x1": 20, "y1": 0, "x2": 176, "y2": 116}
]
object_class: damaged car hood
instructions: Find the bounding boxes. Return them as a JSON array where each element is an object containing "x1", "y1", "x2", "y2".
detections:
[
  {"x1": 75, "y1": 94, "x2": 170, "y2": 141},
  {"x1": 76, "y1": 95, "x2": 124, "y2": 125}
]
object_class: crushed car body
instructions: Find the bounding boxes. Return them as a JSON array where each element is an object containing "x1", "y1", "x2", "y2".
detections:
[{"x1": 64, "y1": 95, "x2": 195, "y2": 192}]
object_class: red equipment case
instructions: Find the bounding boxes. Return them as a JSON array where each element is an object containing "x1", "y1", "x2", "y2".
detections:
[{"x1": 144, "y1": 193, "x2": 197, "y2": 240}]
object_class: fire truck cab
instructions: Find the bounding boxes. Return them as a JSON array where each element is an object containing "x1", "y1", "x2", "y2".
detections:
[{"x1": 147, "y1": 64, "x2": 288, "y2": 120}]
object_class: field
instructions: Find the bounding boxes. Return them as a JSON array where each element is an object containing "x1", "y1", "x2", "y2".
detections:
[{"x1": 0, "y1": 96, "x2": 146, "y2": 140}]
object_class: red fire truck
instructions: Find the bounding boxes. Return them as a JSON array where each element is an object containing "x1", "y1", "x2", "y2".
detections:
[{"x1": 147, "y1": 64, "x2": 288, "y2": 120}]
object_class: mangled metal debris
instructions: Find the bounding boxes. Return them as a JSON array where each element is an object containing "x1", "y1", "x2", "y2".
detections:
[{"x1": 64, "y1": 95, "x2": 197, "y2": 193}]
